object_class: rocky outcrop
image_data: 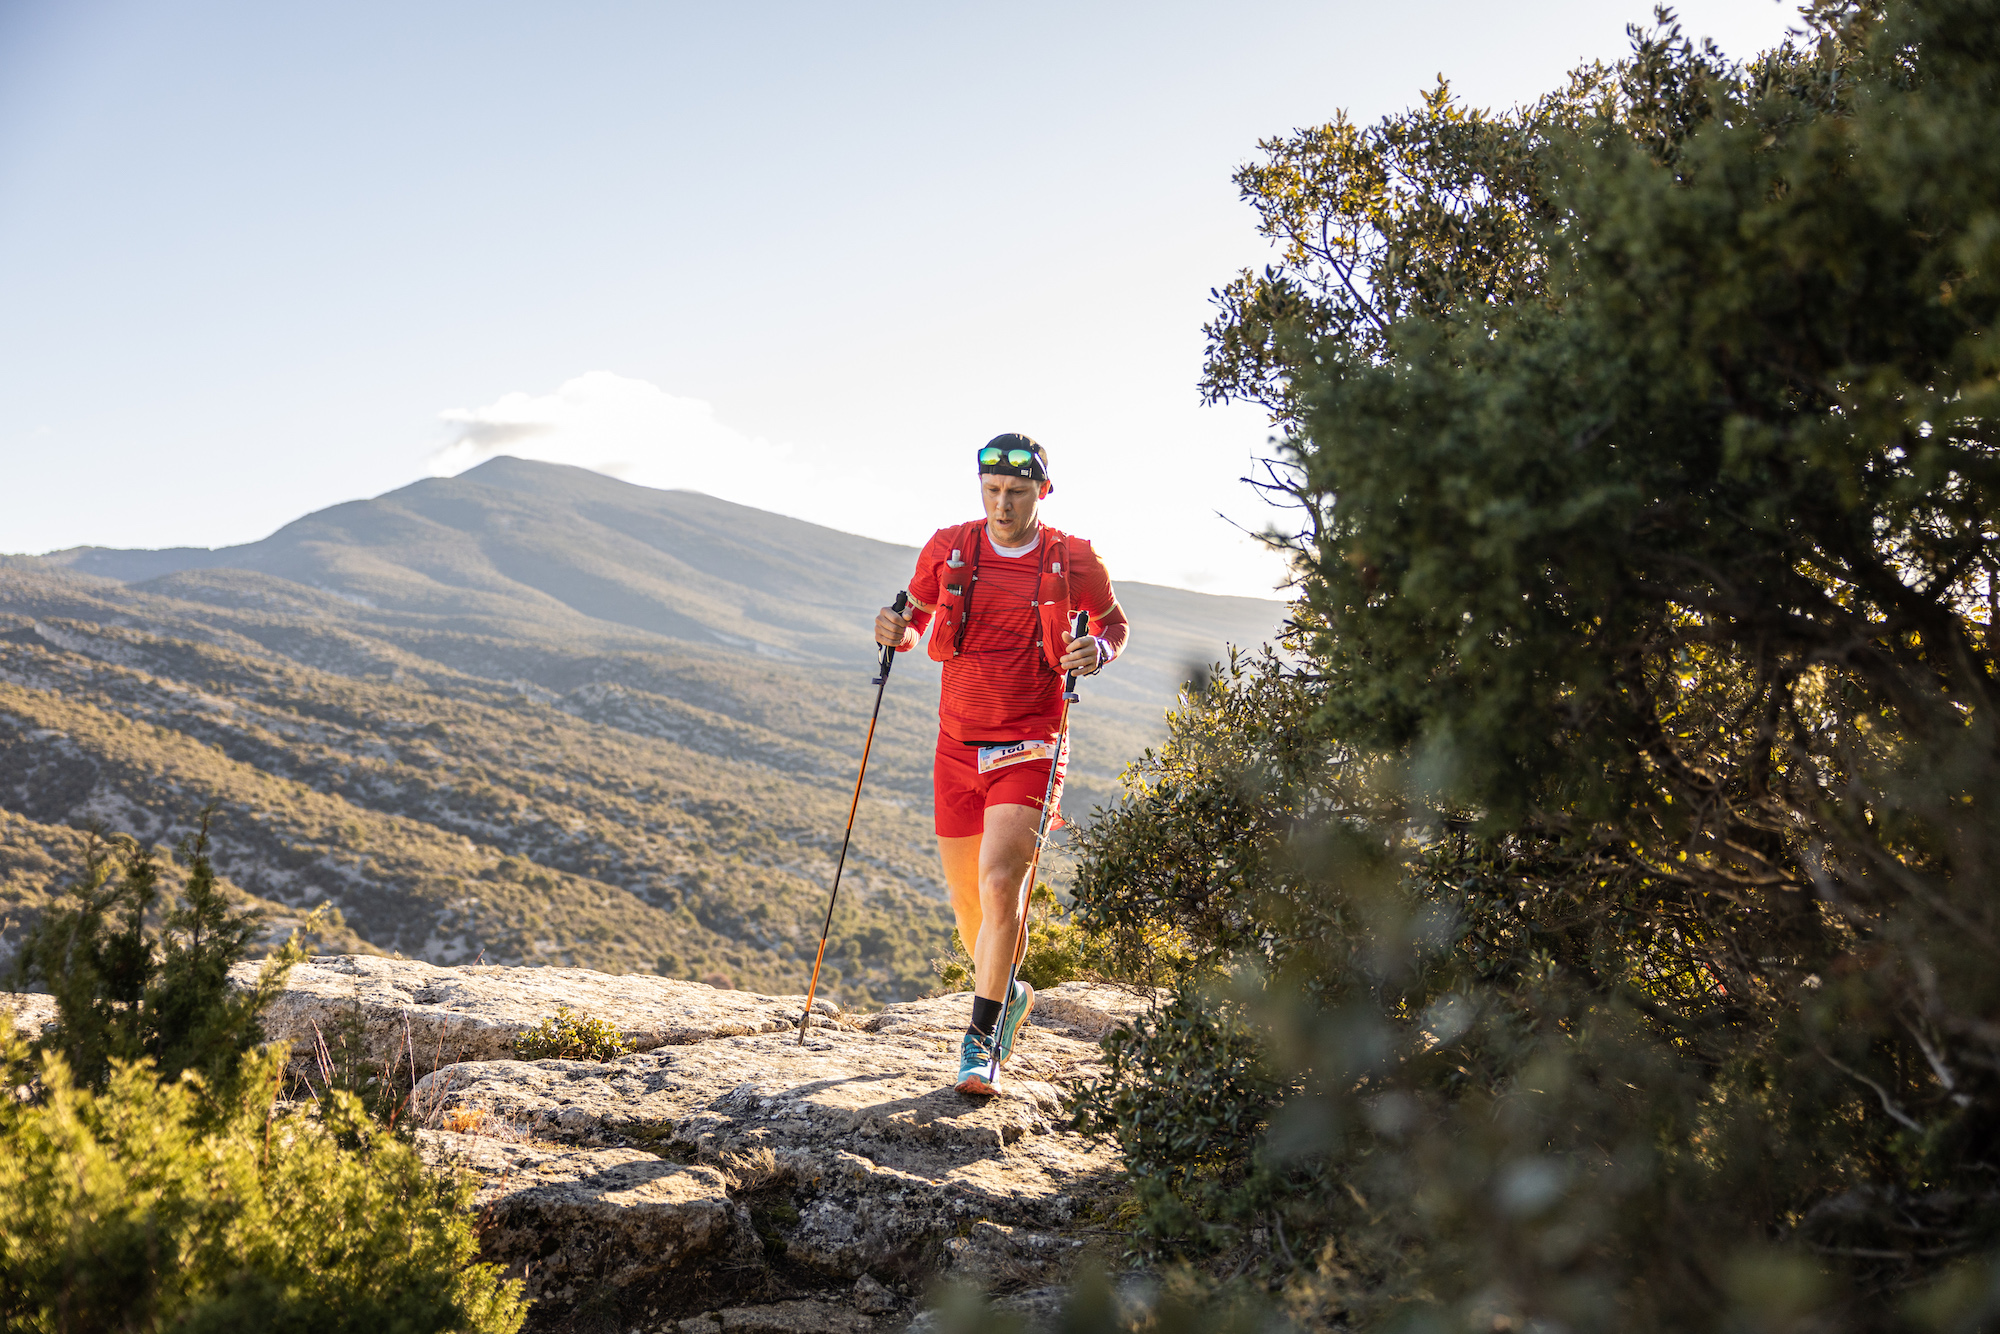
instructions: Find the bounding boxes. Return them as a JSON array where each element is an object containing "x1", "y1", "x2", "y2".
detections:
[
  {"x1": 228, "y1": 954, "x2": 843, "y2": 1080},
  {"x1": 239, "y1": 958, "x2": 1155, "y2": 1331}
]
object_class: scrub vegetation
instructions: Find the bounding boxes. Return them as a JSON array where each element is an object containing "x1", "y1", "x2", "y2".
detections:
[
  {"x1": 995, "y1": 3, "x2": 2000, "y2": 1331},
  {"x1": 0, "y1": 588, "x2": 951, "y2": 1006},
  {"x1": 2, "y1": 823, "x2": 525, "y2": 1333}
]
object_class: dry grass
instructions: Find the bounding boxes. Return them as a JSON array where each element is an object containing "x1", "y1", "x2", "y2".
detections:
[
  {"x1": 711, "y1": 1146, "x2": 794, "y2": 1193},
  {"x1": 440, "y1": 1106, "x2": 487, "y2": 1134}
]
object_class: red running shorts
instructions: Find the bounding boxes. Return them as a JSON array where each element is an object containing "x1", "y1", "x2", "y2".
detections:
[{"x1": 932, "y1": 732, "x2": 1068, "y2": 839}]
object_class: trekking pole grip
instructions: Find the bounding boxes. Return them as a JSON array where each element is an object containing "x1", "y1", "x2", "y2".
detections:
[
  {"x1": 873, "y1": 590, "x2": 909, "y2": 685},
  {"x1": 1062, "y1": 609, "x2": 1090, "y2": 701}
]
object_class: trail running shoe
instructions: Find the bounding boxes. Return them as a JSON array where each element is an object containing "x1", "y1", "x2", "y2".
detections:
[
  {"x1": 956, "y1": 1029, "x2": 1000, "y2": 1096},
  {"x1": 996, "y1": 980, "x2": 1035, "y2": 1062}
]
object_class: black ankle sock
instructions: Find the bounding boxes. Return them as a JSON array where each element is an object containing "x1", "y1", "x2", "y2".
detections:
[{"x1": 968, "y1": 995, "x2": 1003, "y2": 1037}]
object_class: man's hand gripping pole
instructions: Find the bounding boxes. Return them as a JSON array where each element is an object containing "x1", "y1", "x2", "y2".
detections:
[
  {"x1": 798, "y1": 590, "x2": 907, "y2": 1042},
  {"x1": 985, "y1": 609, "x2": 1090, "y2": 1084}
]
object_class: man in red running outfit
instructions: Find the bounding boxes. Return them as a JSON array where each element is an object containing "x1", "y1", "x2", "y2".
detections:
[{"x1": 874, "y1": 435, "x2": 1130, "y2": 1095}]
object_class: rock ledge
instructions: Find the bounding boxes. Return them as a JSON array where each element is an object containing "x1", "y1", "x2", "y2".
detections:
[{"x1": 255, "y1": 958, "x2": 1154, "y2": 1331}]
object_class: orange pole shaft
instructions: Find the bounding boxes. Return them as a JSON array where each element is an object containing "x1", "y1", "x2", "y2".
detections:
[
  {"x1": 798, "y1": 696, "x2": 885, "y2": 1042},
  {"x1": 1003, "y1": 693, "x2": 1071, "y2": 971}
]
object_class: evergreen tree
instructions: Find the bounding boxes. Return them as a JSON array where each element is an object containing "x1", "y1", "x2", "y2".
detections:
[
  {"x1": 1066, "y1": 3, "x2": 2000, "y2": 1329},
  {"x1": 11, "y1": 807, "x2": 297, "y2": 1094},
  {"x1": 147, "y1": 812, "x2": 295, "y2": 1089}
]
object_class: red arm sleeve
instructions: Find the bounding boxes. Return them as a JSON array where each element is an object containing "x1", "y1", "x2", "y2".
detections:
[
  {"x1": 899, "y1": 528, "x2": 950, "y2": 651},
  {"x1": 1071, "y1": 539, "x2": 1129, "y2": 664}
]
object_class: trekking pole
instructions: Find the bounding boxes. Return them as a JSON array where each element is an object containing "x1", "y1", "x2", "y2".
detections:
[
  {"x1": 798, "y1": 590, "x2": 909, "y2": 1043},
  {"x1": 985, "y1": 609, "x2": 1091, "y2": 1084}
]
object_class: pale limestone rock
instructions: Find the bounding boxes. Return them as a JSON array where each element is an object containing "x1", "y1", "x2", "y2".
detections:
[
  {"x1": 224, "y1": 959, "x2": 1156, "y2": 1327},
  {"x1": 942, "y1": 1221, "x2": 1084, "y2": 1289},
  {"x1": 2, "y1": 991, "x2": 58, "y2": 1040},
  {"x1": 412, "y1": 1020, "x2": 1123, "y2": 1288},
  {"x1": 231, "y1": 954, "x2": 840, "y2": 1077},
  {"x1": 419, "y1": 1130, "x2": 754, "y2": 1304}
]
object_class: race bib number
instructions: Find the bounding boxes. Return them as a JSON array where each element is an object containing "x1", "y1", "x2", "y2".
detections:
[{"x1": 977, "y1": 739, "x2": 1058, "y2": 774}]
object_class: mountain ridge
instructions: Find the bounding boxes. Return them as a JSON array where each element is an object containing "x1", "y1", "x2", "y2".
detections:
[{"x1": 40, "y1": 457, "x2": 1284, "y2": 683}]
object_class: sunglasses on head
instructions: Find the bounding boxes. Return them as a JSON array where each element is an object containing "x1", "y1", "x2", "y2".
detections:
[{"x1": 979, "y1": 446, "x2": 1039, "y2": 469}]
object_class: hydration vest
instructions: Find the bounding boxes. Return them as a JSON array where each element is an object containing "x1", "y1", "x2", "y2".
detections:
[{"x1": 925, "y1": 520, "x2": 1087, "y2": 674}]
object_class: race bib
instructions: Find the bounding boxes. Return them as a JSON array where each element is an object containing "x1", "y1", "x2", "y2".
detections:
[{"x1": 976, "y1": 739, "x2": 1058, "y2": 774}]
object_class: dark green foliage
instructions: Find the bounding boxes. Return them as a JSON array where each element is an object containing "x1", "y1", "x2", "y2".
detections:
[
  {"x1": 1074, "y1": 986, "x2": 1287, "y2": 1252},
  {"x1": 10, "y1": 808, "x2": 296, "y2": 1093},
  {"x1": 10, "y1": 832, "x2": 157, "y2": 1091},
  {"x1": 1069, "y1": 650, "x2": 1384, "y2": 987},
  {"x1": 1068, "y1": 3, "x2": 2000, "y2": 1329},
  {"x1": 151, "y1": 812, "x2": 290, "y2": 1088},
  {"x1": 1199, "y1": 73, "x2": 1599, "y2": 428}
]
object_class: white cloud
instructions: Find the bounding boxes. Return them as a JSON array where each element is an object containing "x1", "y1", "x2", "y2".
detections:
[
  {"x1": 429, "y1": 370, "x2": 1295, "y2": 600},
  {"x1": 430, "y1": 371, "x2": 809, "y2": 506}
]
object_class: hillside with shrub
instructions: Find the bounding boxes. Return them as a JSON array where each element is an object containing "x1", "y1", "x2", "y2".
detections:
[{"x1": 1, "y1": 461, "x2": 1281, "y2": 1005}]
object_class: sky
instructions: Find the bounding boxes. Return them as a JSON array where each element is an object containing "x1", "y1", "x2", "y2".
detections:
[{"x1": 0, "y1": 0, "x2": 1802, "y2": 599}]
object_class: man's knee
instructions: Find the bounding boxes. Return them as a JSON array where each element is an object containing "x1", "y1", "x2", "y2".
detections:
[{"x1": 978, "y1": 864, "x2": 1024, "y2": 910}]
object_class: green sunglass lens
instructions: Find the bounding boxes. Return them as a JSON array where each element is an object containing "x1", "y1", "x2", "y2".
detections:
[{"x1": 978, "y1": 446, "x2": 1040, "y2": 471}]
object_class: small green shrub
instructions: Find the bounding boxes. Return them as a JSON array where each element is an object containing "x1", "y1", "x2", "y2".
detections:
[
  {"x1": 930, "y1": 930, "x2": 973, "y2": 992},
  {"x1": 512, "y1": 1006, "x2": 630, "y2": 1061},
  {"x1": 1015, "y1": 883, "x2": 1109, "y2": 991},
  {"x1": 1069, "y1": 985, "x2": 1288, "y2": 1252},
  {"x1": 0, "y1": 1025, "x2": 526, "y2": 1334}
]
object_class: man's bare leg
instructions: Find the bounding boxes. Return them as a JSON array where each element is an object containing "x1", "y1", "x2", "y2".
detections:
[
  {"x1": 939, "y1": 806, "x2": 1039, "y2": 990},
  {"x1": 942, "y1": 805, "x2": 1040, "y2": 1092},
  {"x1": 938, "y1": 834, "x2": 983, "y2": 962},
  {"x1": 970, "y1": 803, "x2": 1039, "y2": 1001}
]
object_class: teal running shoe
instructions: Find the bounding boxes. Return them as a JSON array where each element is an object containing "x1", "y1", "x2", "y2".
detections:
[
  {"x1": 955, "y1": 1029, "x2": 1000, "y2": 1096},
  {"x1": 996, "y1": 980, "x2": 1035, "y2": 1062}
]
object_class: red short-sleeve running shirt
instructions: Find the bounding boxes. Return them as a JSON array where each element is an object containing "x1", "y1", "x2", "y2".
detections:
[{"x1": 906, "y1": 523, "x2": 1120, "y2": 744}]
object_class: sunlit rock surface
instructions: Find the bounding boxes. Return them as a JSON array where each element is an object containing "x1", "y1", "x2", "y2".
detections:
[
  {"x1": 228, "y1": 953, "x2": 841, "y2": 1078},
  {"x1": 235, "y1": 957, "x2": 1155, "y2": 1331}
]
